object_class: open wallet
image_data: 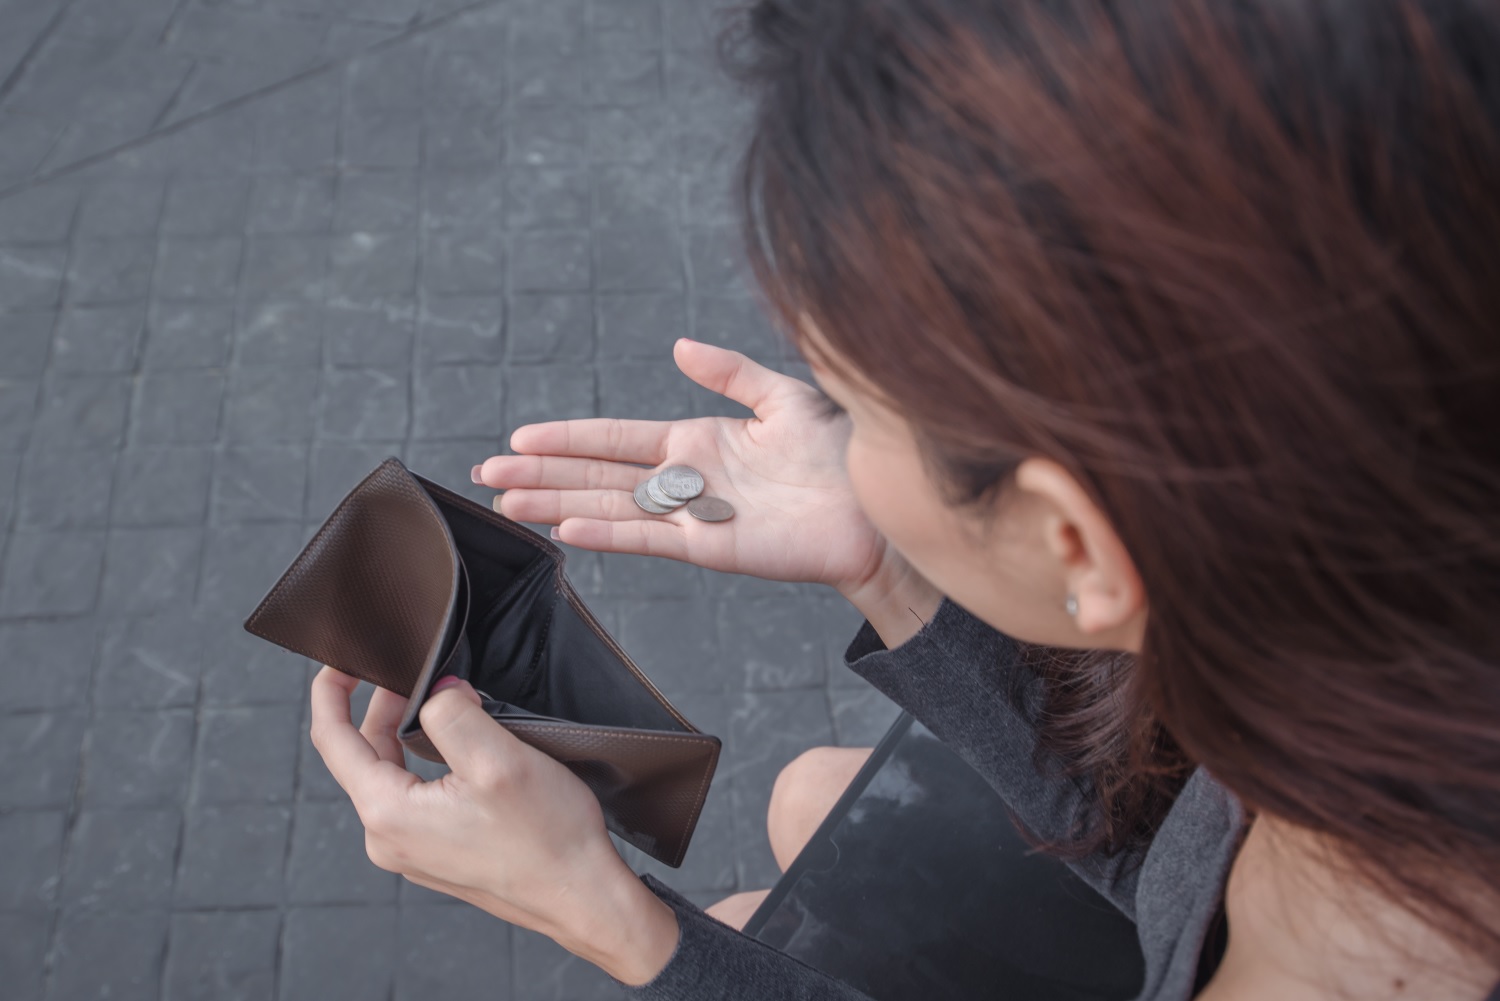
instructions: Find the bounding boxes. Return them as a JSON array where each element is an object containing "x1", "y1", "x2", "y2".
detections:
[{"x1": 243, "y1": 457, "x2": 721, "y2": 867}]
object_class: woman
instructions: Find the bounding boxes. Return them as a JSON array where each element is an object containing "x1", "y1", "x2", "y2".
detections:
[{"x1": 308, "y1": 0, "x2": 1500, "y2": 997}]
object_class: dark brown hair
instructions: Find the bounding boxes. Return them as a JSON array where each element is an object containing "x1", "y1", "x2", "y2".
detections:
[{"x1": 728, "y1": 0, "x2": 1500, "y2": 961}]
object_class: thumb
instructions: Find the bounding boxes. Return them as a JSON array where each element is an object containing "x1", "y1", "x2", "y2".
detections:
[
  {"x1": 418, "y1": 678, "x2": 512, "y2": 770},
  {"x1": 673, "y1": 338, "x2": 785, "y2": 413}
]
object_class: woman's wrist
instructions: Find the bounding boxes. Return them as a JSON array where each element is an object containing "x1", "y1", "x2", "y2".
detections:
[
  {"x1": 837, "y1": 555, "x2": 943, "y2": 650},
  {"x1": 547, "y1": 857, "x2": 681, "y2": 987}
]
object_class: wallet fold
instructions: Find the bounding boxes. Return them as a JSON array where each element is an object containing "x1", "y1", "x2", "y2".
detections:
[{"x1": 244, "y1": 457, "x2": 720, "y2": 867}]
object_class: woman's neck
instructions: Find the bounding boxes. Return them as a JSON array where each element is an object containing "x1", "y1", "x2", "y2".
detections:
[{"x1": 1201, "y1": 816, "x2": 1495, "y2": 1001}]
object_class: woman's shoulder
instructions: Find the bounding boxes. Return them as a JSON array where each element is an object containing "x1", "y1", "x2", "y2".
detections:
[
  {"x1": 1132, "y1": 769, "x2": 1246, "y2": 999},
  {"x1": 1141, "y1": 769, "x2": 1245, "y2": 901},
  {"x1": 1160, "y1": 769, "x2": 1244, "y2": 839}
]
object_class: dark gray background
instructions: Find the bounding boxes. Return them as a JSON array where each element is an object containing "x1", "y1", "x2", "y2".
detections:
[{"x1": 0, "y1": 0, "x2": 901, "y2": 997}]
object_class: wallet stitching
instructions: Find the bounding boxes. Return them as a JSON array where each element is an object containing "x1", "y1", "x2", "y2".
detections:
[{"x1": 499, "y1": 724, "x2": 716, "y2": 746}]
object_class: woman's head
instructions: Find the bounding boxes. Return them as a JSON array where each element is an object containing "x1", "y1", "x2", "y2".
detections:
[
  {"x1": 805, "y1": 334, "x2": 1150, "y2": 652},
  {"x1": 729, "y1": 0, "x2": 1500, "y2": 957}
]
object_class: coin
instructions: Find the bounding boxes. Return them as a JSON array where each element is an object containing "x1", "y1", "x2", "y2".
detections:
[
  {"x1": 645, "y1": 477, "x2": 686, "y2": 509},
  {"x1": 634, "y1": 481, "x2": 677, "y2": 515},
  {"x1": 686, "y1": 496, "x2": 735, "y2": 522},
  {"x1": 657, "y1": 465, "x2": 705, "y2": 501}
]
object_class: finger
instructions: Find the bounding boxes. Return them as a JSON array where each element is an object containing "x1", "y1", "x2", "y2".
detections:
[
  {"x1": 674, "y1": 338, "x2": 789, "y2": 413},
  {"x1": 418, "y1": 680, "x2": 526, "y2": 779},
  {"x1": 310, "y1": 666, "x2": 382, "y2": 795},
  {"x1": 509, "y1": 419, "x2": 670, "y2": 465},
  {"x1": 476, "y1": 454, "x2": 644, "y2": 492},
  {"x1": 359, "y1": 686, "x2": 410, "y2": 768},
  {"x1": 496, "y1": 488, "x2": 660, "y2": 526},
  {"x1": 555, "y1": 517, "x2": 692, "y2": 562}
]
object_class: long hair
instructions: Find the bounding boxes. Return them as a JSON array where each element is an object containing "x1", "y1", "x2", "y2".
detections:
[{"x1": 727, "y1": 0, "x2": 1500, "y2": 960}]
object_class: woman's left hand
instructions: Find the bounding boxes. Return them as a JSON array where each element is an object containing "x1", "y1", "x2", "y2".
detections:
[{"x1": 308, "y1": 667, "x2": 681, "y2": 985}]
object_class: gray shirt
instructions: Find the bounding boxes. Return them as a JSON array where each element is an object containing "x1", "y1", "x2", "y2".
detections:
[{"x1": 626, "y1": 597, "x2": 1246, "y2": 1000}]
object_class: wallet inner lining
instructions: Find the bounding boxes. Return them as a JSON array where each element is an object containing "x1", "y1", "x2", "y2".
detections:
[
  {"x1": 438, "y1": 496, "x2": 690, "y2": 734},
  {"x1": 465, "y1": 557, "x2": 553, "y2": 706}
]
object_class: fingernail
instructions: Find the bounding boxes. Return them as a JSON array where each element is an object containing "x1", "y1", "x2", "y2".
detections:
[
  {"x1": 491, "y1": 496, "x2": 505, "y2": 514},
  {"x1": 432, "y1": 676, "x2": 464, "y2": 695},
  {"x1": 470, "y1": 464, "x2": 483, "y2": 484},
  {"x1": 549, "y1": 526, "x2": 561, "y2": 541}
]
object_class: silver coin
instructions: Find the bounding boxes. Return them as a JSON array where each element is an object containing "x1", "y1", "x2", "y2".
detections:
[
  {"x1": 657, "y1": 465, "x2": 705, "y2": 501},
  {"x1": 686, "y1": 495, "x2": 735, "y2": 522},
  {"x1": 633, "y1": 481, "x2": 677, "y2": 515},
  {"x1": 645, "y1": 477, "x2": 686, "y2": 509}
]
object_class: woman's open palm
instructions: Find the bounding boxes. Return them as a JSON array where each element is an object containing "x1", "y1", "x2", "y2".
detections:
[{"x1": 478, "y1": 339, "x2": 889, "y2": 594}]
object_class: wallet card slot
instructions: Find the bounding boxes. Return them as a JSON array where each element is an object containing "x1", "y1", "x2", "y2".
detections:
[
  {"x1": 476, "y1": 698, "x2": 562, "y2": 723},
  {"x1": 460, "y1": 549, "x2": 689, "y2": 732},
  {"x1": 532, "y1": 599, "x2": 691, "y2": 732},
  {"x1": 467, "y1": 556, "x2": 555, "y2": 705},
  {"x1": 556, "y1": 583, "x2": 694, "y2": 732},
  {"x1": 419, "y1": 475, "x2": 699, "y2": 734},
  {"x1": 432, "y1": 495, "x2": 550, "y2": 583}
]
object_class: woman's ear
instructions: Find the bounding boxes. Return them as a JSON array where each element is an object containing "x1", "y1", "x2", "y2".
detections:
[{"x1": 1014, "y1": 458, "x2": 1148, "y2": 645}]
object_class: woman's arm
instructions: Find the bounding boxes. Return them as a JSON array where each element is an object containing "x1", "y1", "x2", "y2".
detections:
[
  {"x1": 309, "y1": 666, "x2": 881, "y2": 997},
  {"x1": 624, "y1": 876, "x2": 881, "y2": 1000},
  {"x1": 838, "y1": 550, "x2": 946, "y2": 650}
]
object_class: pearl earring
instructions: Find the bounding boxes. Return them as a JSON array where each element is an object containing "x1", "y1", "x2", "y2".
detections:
[{"x1": 1065, "y1": 594, "x2": 1079, "y2": 618}]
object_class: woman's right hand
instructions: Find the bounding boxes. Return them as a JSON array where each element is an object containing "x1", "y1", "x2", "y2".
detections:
[{"x1": 477, "y1": 339, "x2": 910, "y2": 603}]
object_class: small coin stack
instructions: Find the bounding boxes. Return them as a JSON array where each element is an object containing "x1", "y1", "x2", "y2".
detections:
[{"x1": 633, "y1": 465, "x2": 735, "y2": 522}]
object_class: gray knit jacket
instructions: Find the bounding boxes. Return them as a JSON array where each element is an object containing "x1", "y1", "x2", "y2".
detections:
[{"x1": 626, "y1": 597, "x2": 1245, "y2": 1000}]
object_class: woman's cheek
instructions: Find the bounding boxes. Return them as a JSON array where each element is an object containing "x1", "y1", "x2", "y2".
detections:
[
  {"x1": 844, "y1": 434, "x2": 945, "y2": 570},
  {"x1": 844, "y1": 431, "x2": 1022, "y2": 633},
  {"x1": 843, "y1": 436, "x2": 898, "y2": 536}
]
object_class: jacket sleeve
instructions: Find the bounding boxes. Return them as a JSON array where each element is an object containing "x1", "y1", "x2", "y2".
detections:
[
  {"x1": 841, "y1": 597, "x2": 1144, "y2": 916},
  {"x1": 623, "y1": 876, "x2": 879, "y2": 1000}
]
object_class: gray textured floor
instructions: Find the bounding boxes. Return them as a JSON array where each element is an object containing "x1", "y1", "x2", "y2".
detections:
[{"x1": 0, "y1": 0, "x2": 901, "y2": 997}]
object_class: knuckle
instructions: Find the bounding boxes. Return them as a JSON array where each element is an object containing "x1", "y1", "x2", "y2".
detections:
[
  {"x1": 360, "y1": 804, "x2": 386, "y2": 834},
  {"x1": 359, "y1": 800, "x2": 396, "y2": 835},
  {"x1": 365, "y1": 835, "x2": 399, "y2": 873}
]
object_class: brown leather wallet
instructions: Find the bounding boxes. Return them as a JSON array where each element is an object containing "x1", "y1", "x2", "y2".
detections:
[{"x1": 243, "y1": 457, "x2": 720, "y2": 867}]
